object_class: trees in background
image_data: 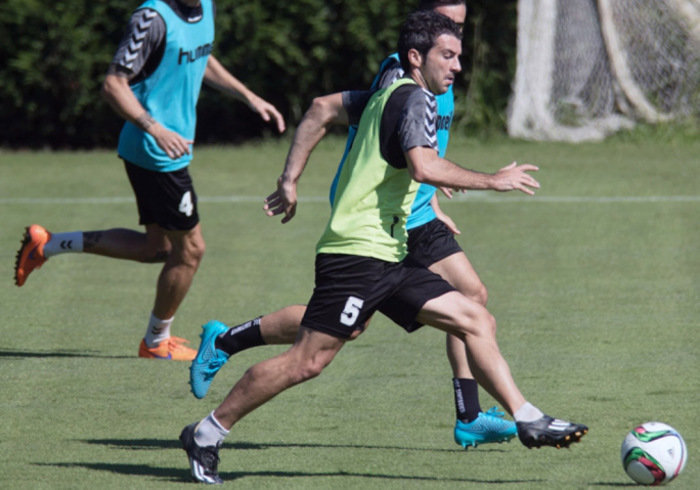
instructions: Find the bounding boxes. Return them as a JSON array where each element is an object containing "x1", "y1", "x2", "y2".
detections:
[{"x1": 0, "y1": 0, "x2": 517, "y2": 148}]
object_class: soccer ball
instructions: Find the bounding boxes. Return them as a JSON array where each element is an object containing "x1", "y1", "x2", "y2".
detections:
[{"x1": 621, "y1": 422, "x2": 688, "y2": 485}]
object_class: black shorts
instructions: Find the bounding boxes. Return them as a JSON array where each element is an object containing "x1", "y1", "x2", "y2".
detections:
[
  {"x1": 124, "y1": 160, "x2": 199, "y2": 231},
  {"x1": 406, "y1": 219, "x2": 463, "y2": 268},
  {"x1": 301, "y1": 253, "x2": 455, "y2": 339}
]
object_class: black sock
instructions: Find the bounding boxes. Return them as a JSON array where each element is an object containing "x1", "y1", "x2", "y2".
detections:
[
  {"x1": 453, "y1": 377, "x2": 482, "y2": 423},
  {"x1": 214, "y1": 317, "x2": 264, "y2": 356}
]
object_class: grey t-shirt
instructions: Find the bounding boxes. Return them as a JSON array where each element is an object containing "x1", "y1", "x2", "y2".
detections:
[
  {"x1": 341, "y1": 83, "x2": 438, "y2": 168},
  {"x1": 108, "y1": 0, "x2": 210, "y2": 80}
]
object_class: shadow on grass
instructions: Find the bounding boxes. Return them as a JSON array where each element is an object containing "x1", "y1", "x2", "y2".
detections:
[
  {"x1": 588, "y1": 483, "x2": 638, "y2": 487},
  {"x1": 38, "y1": 462, "x2": 540, "y2": 485},
  {"x1": 81, "y1": 437, "x2": 513, "y2": 454},
  {"x1": 0, "y1": 349, "x2": 132, "y2": 359}
]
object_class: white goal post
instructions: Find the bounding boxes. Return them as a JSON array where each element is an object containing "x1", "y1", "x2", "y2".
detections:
[{"x1": 508, "y1": 0, "x2": 700, "y2": 142}]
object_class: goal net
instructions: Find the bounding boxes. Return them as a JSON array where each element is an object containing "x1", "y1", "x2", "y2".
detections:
[{"x1": 508, "y1": 0, "x2": 700, "y2": 142}]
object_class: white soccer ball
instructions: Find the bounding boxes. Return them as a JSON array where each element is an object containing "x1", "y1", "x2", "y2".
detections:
[{"x1": 621, "y1": 422, "x2": 688, "y2": 485}]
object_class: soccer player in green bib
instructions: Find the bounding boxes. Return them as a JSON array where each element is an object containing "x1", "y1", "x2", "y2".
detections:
[
  {"x1": 180, "y1": 10, "x2": 586, "y2": 484},
  {"x1": 189, "y1": 0, "x2": 517, "y2": 451}
]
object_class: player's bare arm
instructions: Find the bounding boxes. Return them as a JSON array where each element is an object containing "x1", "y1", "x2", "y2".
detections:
[
  {"x1": 406, "y1": 146, "x2": 540, "y2": 195},
  {"x1": 204, "y1": 55, "x2": 286, "y2": 133},
  {"x1": 264, "y1": 92, "x2": 350, "y2": 223},
  {"x1": 101, "y1": 72, "x2": 193, "y2": 160}
]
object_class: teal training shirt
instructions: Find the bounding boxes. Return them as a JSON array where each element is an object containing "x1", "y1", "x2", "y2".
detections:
[
  {"x1": 408, "y1": 83, "x2": 453, "y2": 229},
  {"x1": 329, "y1": 53, "x2": 454, "y2": 230},
  {"x1": 117, "y1": 0, "x2": 214, "y2": 172}
]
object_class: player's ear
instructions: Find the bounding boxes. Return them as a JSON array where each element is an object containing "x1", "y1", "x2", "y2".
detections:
[{"x1": 407, "y1": 48, "x2": 423, "y2": 69}]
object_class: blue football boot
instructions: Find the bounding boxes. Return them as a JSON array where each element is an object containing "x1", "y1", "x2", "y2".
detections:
[
  {"x1": 190, "y1": 320, "x2": 230, "y2": 399},
  {"x1": 454, "y1": 406, "x2": 518, "y2": 449}
]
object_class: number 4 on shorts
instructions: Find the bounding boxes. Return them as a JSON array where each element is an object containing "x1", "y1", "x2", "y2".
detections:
[
  {"x1": 179, "y1": 191, "x2": 194, "y2": 217},
  {"x1": 340, "y1": 296, "x2": 364, "y2": 327}
]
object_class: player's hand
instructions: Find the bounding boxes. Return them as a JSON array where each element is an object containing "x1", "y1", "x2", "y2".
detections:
[
  {"x1": 438, "y1": 186, "x2": 454, "y2": 199},
  {"x1": 249, "y1": 95, "x2": 286, "y2": 134},
  {"x1": 492, "y1": 161, "x2": 540, "y2": 195},
  {"x1": 150, "y1": 124, "x2": 193, "y2": 160},
  {"x1": 435, "y1": 210, "x2": 461, "y2": 235},
  {"x1": 264, "y1": 176, "x2": 297, "y2": 223},
  {"x1": 438, "y1": 186, "x2": 466, "y2": 199}
]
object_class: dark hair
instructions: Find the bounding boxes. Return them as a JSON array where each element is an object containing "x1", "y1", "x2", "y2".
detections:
[
  {"x1": 417, "y1": 0, "x2": 467, "y2": 11},
  {"x1": 397, "y1": 10, "x2": 462, "y2": 72}
]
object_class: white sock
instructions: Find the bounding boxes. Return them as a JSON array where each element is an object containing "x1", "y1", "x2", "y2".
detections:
[
  {"x1": 43, "y1": 231, "x2": 83, "y2": 258},
  {"x1": 514, "y1": 402, "x2": 545, "y2": 422},
  {"x1": 143, "y1": 312, "x2": 173, "y2": 348},
  {"x1": 195, "y1": 411, "x2": 229, "y2": 447}
]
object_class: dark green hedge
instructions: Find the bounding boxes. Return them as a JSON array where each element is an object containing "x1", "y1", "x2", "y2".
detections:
[{"x1": 0, "y1": 0, "x2": 517, "y2": 148}]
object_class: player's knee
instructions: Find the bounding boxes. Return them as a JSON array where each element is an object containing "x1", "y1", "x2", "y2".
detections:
[
  {"x1": 469, "y1": 283, "x2": 488, "y2": 306},
  {"x1": 457, "y1": 301, "x2": 496, "y2": 339},
  {"x1": 458, "y1": 280, "x2": 488, "y2": 307},
  {"x1": 475, "y1": 307, "x2": 497, "y2": 337},
  {"x1": 189, "y1": 237, "x2": 206, "y2": 264},
  {"x1": 292, "y1": 358, "x2": 327, "y2": 382},
  {"x1": 180, "y1": 236, "x2": 206, "y2": 267}
]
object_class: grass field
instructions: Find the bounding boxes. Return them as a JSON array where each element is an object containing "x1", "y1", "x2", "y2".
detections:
[{"x1": 0, "y1": 134, "x2": 698, "y2": 489}]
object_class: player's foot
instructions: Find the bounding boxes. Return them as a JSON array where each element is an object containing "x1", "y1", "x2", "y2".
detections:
[
  {"x1": 454, "y1": 406, "x2": 518, "y2": 449},
  {"x1": 190, "y1": 321, "x2": 230, "y2": 399},
  {"x1": 516, "y1": 415, "x2": 588, "y2": 449},
  {"x1": 180, "y1": 422, "x2": 223, "y2": 485},
  {"x1": 138, "y1": 336, "x2": 197, "y2": 361},
  {"x1": 14, "y1": 224, "x2": 51, "y2": 286}
]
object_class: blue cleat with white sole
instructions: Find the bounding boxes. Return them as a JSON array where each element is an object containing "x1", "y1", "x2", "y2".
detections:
[
  {"x1": 190, "y1": 320, "x2": 230, "y2": 399},
  {"x1": 454, "y1": 406, "x2": 518, "y2": 449}
]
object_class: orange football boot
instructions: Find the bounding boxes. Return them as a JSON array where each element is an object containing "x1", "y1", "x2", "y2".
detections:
[
  {"x1": 14, "y1": 224, "x2": 51, "y2": 286},
  {"x1": 138, "y1": 336, "x2": 197, "y2": 361}
]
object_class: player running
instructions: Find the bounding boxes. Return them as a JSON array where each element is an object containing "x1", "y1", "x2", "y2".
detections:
[
  {"x1": 181, "y1": 11, "x2": 586, "y2": 484},
  {"x1": 189, "y1": 0, "x2": 517, "y2": 449},
  {"x1": 13, "y1": 0, "x2": 285, "y2": 360}
]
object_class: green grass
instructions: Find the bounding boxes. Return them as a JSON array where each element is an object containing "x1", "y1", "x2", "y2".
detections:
[{"x1": 0, "y1": 135, "x2": 698, "y2": 489}]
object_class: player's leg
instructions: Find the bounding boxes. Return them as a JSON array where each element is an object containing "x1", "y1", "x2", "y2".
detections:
[
  {"x1": 81, "y1": 223, "x2": 171, "y2": 262},
  {"x1": 184, "y1": 253, "x2": 389, "y2": 482},
  {"x1": 189, "y1": 304, "x2": 306, "y2": 399},
  {"x1": 14, "y1": 161, "x2": 179, "y2": 287},
  {"x1": 152, "y1": 224, "x2": 205, "y2": 320},
  {"x1": 216, "y1": 326, "x2": 344, "y2": 427},
  {"x1": 182, "y1": 326, "x2": 345, "y2": 483},
  {"x1": 417, "y1": 290, "x2": 587, "y2": 449},
  {"x1": 408, "y1": 223, "x2": 487, "y2": 420},
  {"x1": 134, "y1": 163, "x2": 203, "y2": 361},
  {"x1": 13, "y1": 223, "x2": 170, "y2": 286},
  {"x1": 420, "y1": 232, "x2": 487, "y2": 385},
  {"x1": 418, "y1": 290, "x2": 525, "y2": 413},
  {"x1": 430, "y1": 252, "x2": 487, "y2": 417},
  {"x1": 139, "y1": 224, "x2": 204, "y2": 361},
  {"x1": 259, "y1": 305, "x2": 307, "y2": 343},
  {"x1": 412, "y1": 219, "x2": 515, "y2": 446},
  {"x1": 189, "y1": 303, "x2": 370, "y2": 399}
]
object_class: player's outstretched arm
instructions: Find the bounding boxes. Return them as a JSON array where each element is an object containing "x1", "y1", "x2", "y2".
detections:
[
  {"x1": 204, "y1": 55, "x2": 286, "y2": 133},
  {"x1": 264, "y1": 93, "x2": 350, "y2": 223},
  {"x1": 406, "y1": 146, "x2": 540, "y2": 195}
]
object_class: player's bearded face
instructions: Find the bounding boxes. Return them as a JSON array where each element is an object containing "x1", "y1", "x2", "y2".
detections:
[{"x1": 422, "y1": 34, "x2": 462, "y2": 95}]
